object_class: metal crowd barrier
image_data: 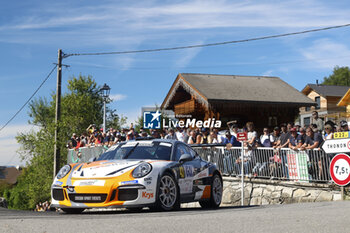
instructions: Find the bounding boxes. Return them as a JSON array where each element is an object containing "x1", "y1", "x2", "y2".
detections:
[
  {"x1": 67, "y1": 144, "x2": 333, "y2": 183},
  {"x1": 191, "y1": 145, "x2": 332, "y2": 183}
]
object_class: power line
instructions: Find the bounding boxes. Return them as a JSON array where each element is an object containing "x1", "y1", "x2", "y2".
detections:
[
  {"x1": 64, "y1": 23, "x2": 350, "y2": 58},
  {"x1": 69, "y1": 54, "x2": 350, "y2": 71},
  {"x1": 0, "y1": 65, "x2": 57, "y2": 134}
]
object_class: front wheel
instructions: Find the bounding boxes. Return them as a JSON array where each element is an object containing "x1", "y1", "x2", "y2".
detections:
[
  {"x1": 61, "y1": 208, "x2": 85, "y2": 214},
  {"x1": 155, "y1": 173, "x2": 179, "y2": 211},
  {"x1": 199, "y1": 174, "x2": 222, "y2": 209}
]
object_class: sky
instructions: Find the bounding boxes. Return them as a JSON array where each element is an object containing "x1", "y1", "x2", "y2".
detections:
[{"x1": 1, "y1": 0, "x2": 350, "y2": 166}]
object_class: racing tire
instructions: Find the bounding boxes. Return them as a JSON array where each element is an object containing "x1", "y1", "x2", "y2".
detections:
[
  {"x1": 61, "y1": 208, "x2": 85, "y2": 214},
  {"x1": 154, "y1": 173, "x2": 179, "y2": 211},
  {"x1": 199, "y1": 174, "x2": 222, "y2": 209}
]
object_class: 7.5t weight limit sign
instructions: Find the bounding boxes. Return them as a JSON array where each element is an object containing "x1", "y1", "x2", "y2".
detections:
[{"x1": 330, "y1": 153, "x2": 350, "y2": 186}]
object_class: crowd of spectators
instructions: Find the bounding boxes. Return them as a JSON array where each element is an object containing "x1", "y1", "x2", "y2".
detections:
[
  {"x1": 34, "y1": 201, "x2": 51, "y2": 212},
  {"x1": 67, "y1": 111, "x2": 346, "y2": 181},
  {"x1": 68, "y1": 111, "x2": 342, "y2": 150},
  {"x1": 67, "y1": 111, "x2": 349, "y2": 150}
]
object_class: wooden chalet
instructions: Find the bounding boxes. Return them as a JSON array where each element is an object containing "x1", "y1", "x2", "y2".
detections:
[{"x1": 161, "y1": 73, "x2": 315, "y2": 130}]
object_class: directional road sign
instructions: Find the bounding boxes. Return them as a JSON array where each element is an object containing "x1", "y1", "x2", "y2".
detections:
[{"x1": 322, "y1": 138, "x2": 350, "y2": 153}]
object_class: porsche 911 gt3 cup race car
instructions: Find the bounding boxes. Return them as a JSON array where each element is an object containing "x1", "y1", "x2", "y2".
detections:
[{"x1": 51, "y1": 139, "x2": 223, "y2": 213}]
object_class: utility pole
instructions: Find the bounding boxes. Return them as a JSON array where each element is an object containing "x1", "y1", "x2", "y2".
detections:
[{"x1": 54, "y1": 49, "x2": 62, "y2": 177}]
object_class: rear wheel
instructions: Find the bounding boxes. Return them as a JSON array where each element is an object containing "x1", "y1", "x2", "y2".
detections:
[
  {"x1": 199, "y1": 174, "x2": 222, "y2": 209},
  {"x1": 154, "y1": 173, "x2": 179, "y2": 211},
  {"x1": 61, "y1": 208, "x2": 85, "y2": 214}
]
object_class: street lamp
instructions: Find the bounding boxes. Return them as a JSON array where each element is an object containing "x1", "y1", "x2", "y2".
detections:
[{"x1": 100, "y1": 83, "x2": 111, "y2": 133}]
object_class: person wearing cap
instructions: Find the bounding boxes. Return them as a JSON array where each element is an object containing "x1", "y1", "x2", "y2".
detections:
[
  {"x1": 311, "y1": 111, "x2": 324, "y2": 132},
  {"x1": 288, "y1": 128, "x2": 299, "y2": 151},
  {"x1": 340, "y1": 120, "x2": 349, "y2": 132},
  {"x1": 222, "y1": 130, "x2": 241, "y2": 147}
]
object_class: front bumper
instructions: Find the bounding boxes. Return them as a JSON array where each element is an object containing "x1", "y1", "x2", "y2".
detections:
[{"x1": 51, "y1": 178, "x2": 157, "y2": 208}]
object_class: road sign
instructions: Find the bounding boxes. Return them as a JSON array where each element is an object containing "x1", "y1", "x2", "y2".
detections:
[
  {"x1": 333, "y1": 131, "x2": 350, "y2": 139},
  {"x1": 329, "y1": 153, "x2": 350, "y2": 186},
  {"x1": 236, "y1": 132, "x2": 247, "y2": 141},
  {"x1": 322, "y1": 138, "x2": 350, "y2": 153}
]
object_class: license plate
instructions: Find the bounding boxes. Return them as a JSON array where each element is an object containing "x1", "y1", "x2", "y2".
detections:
[{"x1": 74, "y1": 196, "x2": 101, "y2": 201}]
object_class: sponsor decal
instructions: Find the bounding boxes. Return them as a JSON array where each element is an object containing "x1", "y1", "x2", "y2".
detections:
[
  {"x1": 120, "y1": 180, "x2": 139, "y2": 185},
  {"x1": 144, "y1": 177, "x2": 152, "y2": 185},
  {"x1": 184, "y1": 165, "x2": 194, "y2": 178},
  {"x1": 142, "y1": 191, "x2": 154, "y2": 199},
  {"x1": 143, "y1": 110, "x2": 161, "y2": 129},
  {"x1": 73, "y1": 180, "x2": 105, "y2": 186},
  {"x1": 194, "y1": 168, "x2": 209, "y2": 180},
  {"x1": 178, "y1": 179, "x2": 193, "y2": 194},
  {"x1": 179, "y1": 166, "x2": 185, "y2": 178},
  {"x1": 54, "y1": 181, "x2": 63, "y2": 186}
]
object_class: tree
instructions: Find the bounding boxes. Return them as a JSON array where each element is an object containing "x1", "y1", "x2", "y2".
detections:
[
  {"x1": 322, "y1": 66, "x2": 350, "y2": 86},
  {"x1": 4, "y1": 75, "x2": 124, "y2": 210}
]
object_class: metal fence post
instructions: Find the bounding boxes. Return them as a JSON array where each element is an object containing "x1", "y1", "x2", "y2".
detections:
[{"x1": 241, "y1": 143, "x2": 244, "y2": 206}]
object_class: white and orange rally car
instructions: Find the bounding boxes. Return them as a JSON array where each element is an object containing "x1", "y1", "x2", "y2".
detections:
[{"x1": 51, "y1": 139, "x2": 223, "y2": 213}]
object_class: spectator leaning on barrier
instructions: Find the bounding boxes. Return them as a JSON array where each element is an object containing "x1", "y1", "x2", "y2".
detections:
[
  {"x1": 297, "y1": 127, "x2": 306, "y2": 148},
  {"x1": 311, "y1": 111, "x2": 324, "y2": 132},
  {"x1": 288, "y1": 127, "x2": 299, "y2": 151},
  {"x1": 222, "y1": 130, "x2": 241, "y2": 147},
  {"x1": 301, "y1": 127, "x2": 324, "y2": 150},
  {"x1": 278, "y1": 123, "x2": 290, "y2": 148}
]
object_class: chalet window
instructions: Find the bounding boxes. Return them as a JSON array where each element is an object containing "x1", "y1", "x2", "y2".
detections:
[
  {"x1": 304, "y1": 117, "x2": 310, "y2": 127},
  {"x1": 315, "y1": 96, "x2": 320, "y2": 109},
  {"x1": 305, "y1": 106, "x2": 310, "y2": 112}
]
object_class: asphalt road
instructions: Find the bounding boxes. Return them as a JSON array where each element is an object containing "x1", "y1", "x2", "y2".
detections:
[{"x1": 0, "y1": 201, "x2": 349, "y2": 233}]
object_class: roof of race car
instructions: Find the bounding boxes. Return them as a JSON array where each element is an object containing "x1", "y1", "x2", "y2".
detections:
[{"x1": 106, "y1": 138, "x2": 178, "y2": 152}]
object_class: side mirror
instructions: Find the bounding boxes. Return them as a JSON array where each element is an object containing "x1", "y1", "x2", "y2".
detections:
[{"x1": 179, "y1": 153, "x2": 192, "y2": 163}]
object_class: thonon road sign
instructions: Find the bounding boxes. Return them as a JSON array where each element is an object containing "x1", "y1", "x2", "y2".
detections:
[
  {"x1": 322, "y1": 138, "x2": 350, "y2": 153},
  {"x1": 236, "y1": 132, "x2": 247, "y2": 142},
  {"x1": 329, "y1": 153, "x2": 350, "y2": 186}
]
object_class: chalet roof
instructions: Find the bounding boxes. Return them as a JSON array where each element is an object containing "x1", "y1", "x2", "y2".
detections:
[
  {"x1": 302, "y1": 84, "x2": 350, "y2": 97},
  {"x1": 162, "y1": 73, "x2": 315, "y2": 109}
]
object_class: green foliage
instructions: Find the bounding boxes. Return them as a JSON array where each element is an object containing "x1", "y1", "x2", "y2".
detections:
[
  {"x1": 5, "y1": 74, "x2": 125, "y2": 210},
  {"x1": 107, "y1": 109, "x2": 127, "y2": 131},
  {"x1": 322, "y1": 66, "x2": 350, "y2": 86}
]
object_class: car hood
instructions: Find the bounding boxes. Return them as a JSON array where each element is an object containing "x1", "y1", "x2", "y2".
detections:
[{"x1": 70, "y1": 160, "x2": 144, "y2": 179}]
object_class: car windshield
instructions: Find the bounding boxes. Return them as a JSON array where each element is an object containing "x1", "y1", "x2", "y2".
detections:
[{"x1": 96, "y1": 141, "x2": 172, "y2": 161}]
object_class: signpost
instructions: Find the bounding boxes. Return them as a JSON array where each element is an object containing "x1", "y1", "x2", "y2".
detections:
[
  {"x1": 237, "y1": 132, "x2": 247, "y2": 206},
  {"x1": 329, "y1": 153, "x2": 350, "y2": 186},
  {"x1": 321, "y1": 138, "x2": 350, "y2": 154}
]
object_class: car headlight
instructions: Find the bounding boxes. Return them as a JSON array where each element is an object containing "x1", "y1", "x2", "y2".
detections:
[
  {"x1": 56, "y1": 165, "x2": 71, "y2": 179},
  {"x1": 132, "y1": 163, "x2": 152, "y2": 178}
]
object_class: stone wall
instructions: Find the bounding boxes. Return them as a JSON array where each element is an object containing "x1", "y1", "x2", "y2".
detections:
[{"x1": 221, "y1": 177, "x2": 346, "y2": 206}]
